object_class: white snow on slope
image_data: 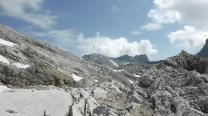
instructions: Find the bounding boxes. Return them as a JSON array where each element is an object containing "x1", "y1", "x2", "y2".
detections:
[
  {"x1": 0, "y1": 88, "x2": 73, "y2": 116},
  {"x1": 133, "y1": 74, "x2": 141, "y2": 78},
  {"x1": 0, "y1": 38, "x2": 17, "y2": 47},
  {"x1": 113, "y1": 69, "x2": 123, "y2": 72},
  {"x1": 13, "y1": 63, "x2": 30, "y2": 69},
  {"x1": 0, "y1": 54, "x2": 10, "y2": 64},
  {"x1": 0, "y1": 55, "x2": 30, "y2": 69},
  {"x1": 71, "y1": 74, "x2": 83, "y2": 81},
  {"x1": 128, "y1": 79, "x2": 134, "y2": 84},
  {"x1": 109, "y1": 60, "x2": 118, "y2": 67},
  {"x1": 0, "y1": 85, "x2": 8, "y2": 93}
]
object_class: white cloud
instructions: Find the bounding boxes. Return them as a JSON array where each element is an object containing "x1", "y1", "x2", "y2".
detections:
[
  {"x1": 168, "y1": 26, "x2": 208, "y2": 49},
  {"x1": 148, "y1": 9, "x2": 180, "y2": 24},
  {"x1": 31, "y1": 30, "x2": 158, "y2": 57},
  {"x1": 148, "y1": 0, "x2": 208, "y2": 29},
  {"x1": 146, "y1": 0, "x2": 208, "y2": 51},
  {"x1": 78, "y1": 33, "x2": 158, "y2": 57},
  {"x1": 130, "y1": 30, "x2": 142, "y2": 36},
  {"x1": 141, "y1": 22, "x2": 162, "y2": 31},
  {"x1": 0, "y1": 0, "x2": 56, "y2": 28}
]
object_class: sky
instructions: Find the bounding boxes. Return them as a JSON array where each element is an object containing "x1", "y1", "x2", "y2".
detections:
[{"x1": 0, "y1": 0, "x2": 208, "y2": 61}]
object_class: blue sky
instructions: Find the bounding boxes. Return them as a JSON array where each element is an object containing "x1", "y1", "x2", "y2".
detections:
[{"x1": 0, "y1": 0, "x2": 208, "y2": 61}]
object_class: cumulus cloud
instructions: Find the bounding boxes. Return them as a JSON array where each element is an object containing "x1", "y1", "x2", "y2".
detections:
[
  {"x1": 31, "y1": 30, "x2": 158, "y2": 57},
  {"x1": 145, "y1": 0, "x2": 208, "y2": 50},
  {"x1": 148, "y1": 9, "x2": 180, "y2": 24},
  {"x1": 0, "y1": 0, "x2": 56, "y2": 28},
  {"x1": 148, "y1": 0, "x2": 208, "y2": 29},
  {"x1": 78, "y1": 33, "x2": 158, "y2": 57},
  {"x1": 141, "y1": 22, "x2": 162, "y2": 31},
  {"x1": 168, "y1": 26, "x2": 208, "y2": 49}
]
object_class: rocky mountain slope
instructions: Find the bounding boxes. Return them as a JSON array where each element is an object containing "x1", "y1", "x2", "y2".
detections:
[
  {"x1": 198, "y1": 39, "x2": 208, "y2": 57},
  {"x1": 82, "y1": 53, "x2": 151, "y2": 85},
  {"x1": 82, "y1": 53, "x2": 120, "y2": 69},
  {"x1": 83, "y1": 53, "x2": 150, "y2": 76},
  {"x1": 83, "y1": 54, "x2": 149, "y2": 68},
  {"x1": 0, "y1": 25, "x2": 208, "y2": 116},
  {"x1": 0, "y1": 25, "x2": 135, "y2": 88}
]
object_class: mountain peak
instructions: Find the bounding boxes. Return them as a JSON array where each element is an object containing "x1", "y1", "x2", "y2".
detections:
[
  {"x1": 115, "y1": 54, "x2": 149, "y2": 64},
  {"x1": 197, "y1": 39, "x2": 208, "y2": 57},
  {"x1": 205, "y1": 39, "x2": 208, "y2": 44},
  {"x1": 179, "y1": 50, "x2": 189, "y2": 56}
]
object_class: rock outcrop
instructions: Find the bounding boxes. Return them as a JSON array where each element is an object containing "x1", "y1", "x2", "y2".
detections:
[
  {"x1": 198, "y1": 39, "x2": 208, "y2": 57},
  {"x1": 115, "y1": 54, "x2": 149, "y2": 64}
]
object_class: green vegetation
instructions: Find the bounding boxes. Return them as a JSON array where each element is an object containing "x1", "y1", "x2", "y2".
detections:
[{"x1": 35, "y1": 63, "x2": 77, "y2": 87}]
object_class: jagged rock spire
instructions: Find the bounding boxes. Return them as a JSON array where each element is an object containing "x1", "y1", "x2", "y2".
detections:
[{"x1": 197, "y1": 39, "x2": 208, "y2": 57}]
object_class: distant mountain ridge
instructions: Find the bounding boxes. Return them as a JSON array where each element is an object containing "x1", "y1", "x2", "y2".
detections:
[
  {"x1": 82, "y1": 53, "x2": 150, "y2": 69},
  {"x1": 82, "y1": 53, "x2": 119, "y2": 68},
  {"x1": 114, "y1": 54, "x2": 149, "y2": 64}
]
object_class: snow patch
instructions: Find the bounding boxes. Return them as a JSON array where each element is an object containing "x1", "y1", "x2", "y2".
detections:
[
  {"x1": 95, "y1": 80, "x2": 99, "y2": 83},
  {"x1": 0, "y1": 38, "x2": 17, "y2": 47},
  {"x1": 133, "y1": 74, "x2": 141, "y2": 78},
  {"x1": 13, "y1": 63, "x2": 30, "y2": 69},
  {"x1": 0, "y1": 55, "x2": 10, "y2": 64},
  {"x1": 73, "y1": 69, "x2": 78, "y2": 73},
  {"x1": 0, "y1": 85, "x2": 8, "y2": 93},
  {"x1": 128, "y1": 79, "x2": 134, "y2": 84},
  {"x1": 71, "y1": 74, "x2": 83, "y2": 81},
  {"x1": 113, "y1": 69, "x2": 123, "y2": 72},
  {"x1": 109, "y1": 60, "x2": 118, "y2": 67}
]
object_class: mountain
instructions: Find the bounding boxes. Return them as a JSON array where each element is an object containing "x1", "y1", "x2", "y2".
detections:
[
  {"x1": 0, "y1": 25, "x2": 91, "y2": 87},
  {"x1": 136, "y1": 51, "x2": 208, "y2": 115},
  {"x1": 114, "y1": 54, "x2": 149, "y2": 64},
  {"x1": 0, "y1": 25, "x2": 208, "y2": 116},
  {"x1": 82, "y1": 54, "x2": 151, "y2": 80},
  {"x1": 166, "y1": 50, "x2": 208, "y2": 74},
  {"x1": 0, "y1": 25, "x2": 132, "y2": 88},
  {"x1": 83, "y1": 54, "x2": 150, "y2": 68},
  {"x1": 198, "y1": 39, "x2": 208, "y2": 57},
  {"x1": 82, "y1": 53, "x2": 119, "y2": 69},
  {"x1": 83, "y1": 51, "x2": 208, "y2": 116}
]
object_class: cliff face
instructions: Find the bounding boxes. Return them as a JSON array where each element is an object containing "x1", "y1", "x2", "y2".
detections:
[{"x1": 198, "y1": 39, "x2": 208, "y2": 57}]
